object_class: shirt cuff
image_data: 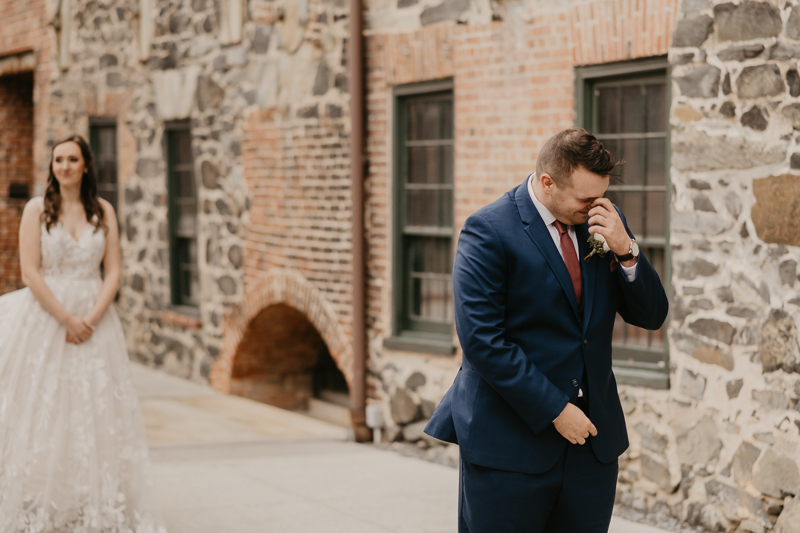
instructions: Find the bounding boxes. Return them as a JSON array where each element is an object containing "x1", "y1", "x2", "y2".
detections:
[{"x1": 621, "y1": 261, "x2": 638, "y2": 282}]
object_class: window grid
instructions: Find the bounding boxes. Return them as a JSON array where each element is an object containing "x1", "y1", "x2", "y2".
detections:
[
  {"x1": 397, "y1": 90, "x2": 455, "y2": 338},
  {"x1": 166, "y1": 126, "x2": 199, "y2": 308},
  {"x1": 584, "y1": 67, "x2": 670, "y2": 382},
  {"x1": 89, "y1": 121, "x2": 118, "y2": 214}
]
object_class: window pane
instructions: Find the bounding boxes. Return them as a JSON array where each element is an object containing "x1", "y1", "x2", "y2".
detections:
[
  {"x1": 612, "y1": 312, "x2": 625, "y2": 344},
  {"x1": 177, "y1": 170, "x2": 195, "y2": 196},
  {"x1": 646, "y1": 138, "x2": 666, "y2": 186},
  {"x1": 440, "y1": 101, "x2": 454, "y2": 140},
  {"x1": 602, "y1": 139, "x2": 619, "y2": 162},
  {"x1": 176, "y1": 131, "x2": 192, "y2": 164},
  {"x1": 408, "y1": 101, "x2": 447, "y2": 141},
  {"x1": 411, "y1": 277, "x2": 452, "y2": 323},
  {"x1": 407, "y1": 190, "x2": 440, "y2": 226},
  {"x1": 644, "y1": 245, "x2": 666, "y2": 282},
  {"x1": 98, "y1": 127, "x2": 115, "y2": 158},
  {"x1": 621, "y1": 85, "x2": 644, "y2": 133},
  {"x1": 625, "y1": 323, "x2": 650, "y2": 348},
  {"x1": 408, "y1": 236, "x2": 453, "y2": 323},
  {"x1": 407, "y1": 189, "x2": 452, "y2": 228},
  {"x1": 177, "y1": 238, "x2": 198, "y2": 304},
  {"x1": 409, "y1": 237, "x2": 452, "y2": 274},
  {"x1": 408, "y1": 146, "x2": 443, "y2": 184},
  {"x1": 620, "y1": 139, "x2": 643, "y2": 186},
  {"x1": 605, "y1": 189, "x2": 621, "y2": 207},
  {"x1": 441, "y1": 145, "x2": 454, "y2": 184},
  {"x1": 619, "y1": 191, "x2": 644, "y2": 237},
  {"x1": 178, "y1": 202, "x2": 197, "y2": 236},
  {"x1": 597, "y1": 87, "x2": 619, "y2": 134},
  {"x1": 645, "y1": 192, "x2": 666, "y2": 238},
  {"x1": 646, "y1": 83, "x2": 667, "y2": 133}
]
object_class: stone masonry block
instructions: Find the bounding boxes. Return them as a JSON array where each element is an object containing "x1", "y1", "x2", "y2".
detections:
[
  {"x1": 774, "y1": 497, "x2": 800, "y2": 533},
  {"x1": 673, "y1": 15, "x2": 713, "y2": 48},
  {"x1": 677, "y1": 415, "x2": 722, "y2": 465},
  {"x1": 752, "y1": 448, "x2": 800, "y2": 498},
  {"x1": 675, "y1": 65, "x2": 720, "y2": 98},
  {"x1": 737, "y1": 64, "x2": 785, "y2": 99},
  {"x1": 752, "y1": 175, "x2": 800, "y2": 248},
  {"x1": 714, "y1": 2, "x2": 782, "y2": 42},
  {"x1": 732, "y1": 441, "x2": 761, "y2": 486}
]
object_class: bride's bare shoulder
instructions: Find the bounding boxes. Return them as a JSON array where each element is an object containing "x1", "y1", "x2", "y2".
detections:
[{"x1": 21, "y1": 197, "x2": 45, "y2": 219}]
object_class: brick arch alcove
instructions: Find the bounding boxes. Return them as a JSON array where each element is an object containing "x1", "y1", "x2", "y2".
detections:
[{"x1": 210, "y1": 268, "x2": 354, "y2": 410}]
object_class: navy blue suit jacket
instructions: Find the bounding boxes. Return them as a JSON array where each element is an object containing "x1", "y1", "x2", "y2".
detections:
[{"x1": 425, "y1": 179, "x2": 669, "y2": 475}]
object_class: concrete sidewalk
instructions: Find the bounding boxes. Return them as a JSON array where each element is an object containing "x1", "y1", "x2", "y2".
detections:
[{"x1": 133, "y1": 363, "x2": 670, "y2": 533}]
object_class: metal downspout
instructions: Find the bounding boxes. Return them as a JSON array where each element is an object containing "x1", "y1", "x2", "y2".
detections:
[{"x1": 348, "y1": 0, "x2": 370, "y2": 442}]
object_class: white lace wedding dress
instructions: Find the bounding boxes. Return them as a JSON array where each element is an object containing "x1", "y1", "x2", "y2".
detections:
[{"x1": 0, "y1": 203, "x2": 167, "y2": 533}]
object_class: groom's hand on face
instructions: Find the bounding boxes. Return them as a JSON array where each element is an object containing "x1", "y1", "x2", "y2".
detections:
[
  {"x1": 587, "y1": 198, "x2": 633, "y2": 260},
  {"x1": 553, "y1": 403, "x2": 598, "y2": 445}
]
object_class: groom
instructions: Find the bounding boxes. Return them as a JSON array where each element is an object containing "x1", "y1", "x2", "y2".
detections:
[{"x1": 425, "y1": 128, "x2": 669, "y2": 532}]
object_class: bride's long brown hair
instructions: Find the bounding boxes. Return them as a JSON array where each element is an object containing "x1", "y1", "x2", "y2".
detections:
[{"x1": 41, "y1": 135, "x2": 106, "y2": 234}]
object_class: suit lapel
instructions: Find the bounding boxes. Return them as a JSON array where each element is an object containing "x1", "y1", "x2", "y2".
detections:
[
  {"x1": 515, "y1": 182, "x2": 581, "y2": 321},
  {"x1": 576, "y1": 223, "x2": 598, "y2": 333}
]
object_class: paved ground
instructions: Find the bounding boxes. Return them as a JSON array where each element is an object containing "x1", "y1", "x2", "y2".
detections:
[{"x1": 133, "y1": 363, "x2": 670, "y2": 533}]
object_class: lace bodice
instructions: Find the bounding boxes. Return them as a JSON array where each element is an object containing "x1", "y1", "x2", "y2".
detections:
[{"x1": 38, "y1": 206, "x2": 106, "y2": 280}]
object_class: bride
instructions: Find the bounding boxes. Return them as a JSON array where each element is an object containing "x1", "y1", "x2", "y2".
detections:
[{"x1": 0, "y1": 135, "x2": 167, "y2": 533}]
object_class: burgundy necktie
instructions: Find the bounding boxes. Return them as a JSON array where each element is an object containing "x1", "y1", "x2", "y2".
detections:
[{"x1": 553, "y1": 220, "x2": 582, "y2": 306}]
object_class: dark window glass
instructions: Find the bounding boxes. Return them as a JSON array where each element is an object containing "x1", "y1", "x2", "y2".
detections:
[
  {"x1": 89, "y1": 122, "x2": 118, "y2": 214},
  {"x1": 590, "y1": 71, "x2": 669, "y2": 375},
  {"x1": 397, "y1": 90, "x2": 454, "y2": 336},
  {"x1": 166, "y1": 125, "x2": 198, "y2": 308}
]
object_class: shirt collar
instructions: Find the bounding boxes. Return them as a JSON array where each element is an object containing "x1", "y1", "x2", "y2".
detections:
[{"x1": 527, "y1": 173, "x2": 557, "y2": 228}]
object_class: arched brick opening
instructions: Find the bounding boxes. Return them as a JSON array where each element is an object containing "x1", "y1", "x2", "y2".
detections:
[
  {"x1": 211, "y1": 269, "x2": 354, "y2": 409},
  {"x1": 228, "y1": 303, "x2": 347, "y2": 410}
]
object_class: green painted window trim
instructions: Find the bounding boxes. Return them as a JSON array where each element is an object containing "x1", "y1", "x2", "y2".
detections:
[
  {"x1": 576, "y1": 57, "x2": 672, "y2": 390},
  {"x1": 164, "y1": 121, "x2": 199, "y2": 308},
  {"x1": 390, "y1": 78, "x2": 456, "y2": 354}
]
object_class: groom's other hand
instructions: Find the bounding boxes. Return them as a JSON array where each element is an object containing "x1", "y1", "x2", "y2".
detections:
[{"x1": 554, "y1": 403, "x2": 598, "y2": 445}]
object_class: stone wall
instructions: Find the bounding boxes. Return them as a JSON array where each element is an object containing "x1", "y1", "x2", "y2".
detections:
[{"x1": 611, "y1": 1, "x2": 800, "y2": 531}]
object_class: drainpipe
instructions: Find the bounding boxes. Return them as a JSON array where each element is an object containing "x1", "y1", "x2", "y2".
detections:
[{"x1": 348, "y1": 0, "x2": 370, "y2": 443}]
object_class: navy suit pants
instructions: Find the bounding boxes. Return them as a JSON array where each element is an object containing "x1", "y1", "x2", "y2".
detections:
[{"x1": 458, "y1": 435, "x2": 618, "y2": 533}]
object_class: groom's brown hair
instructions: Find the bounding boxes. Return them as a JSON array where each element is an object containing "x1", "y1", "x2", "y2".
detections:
[{"x1": 536, "y1": 127, "x2": 619, "y2": 188}]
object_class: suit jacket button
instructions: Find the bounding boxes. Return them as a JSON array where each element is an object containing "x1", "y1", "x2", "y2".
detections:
[
  {"x1": 571, "y1": 379, "x2": 580, "y2": 388},
  {"x1": 583, "y1": 339, "x2": 588, "y2": 345}
]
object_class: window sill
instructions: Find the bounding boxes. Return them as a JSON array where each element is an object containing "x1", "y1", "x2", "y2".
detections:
[
  {"x1": 383, "y1": 335, "x2": 456, "y2": 356},
  {"x1": 613, "y1": 364, "x2": 669, "y2": 389},
  {"x1": 161, "y1": 307, "x2": 202, "y2": 329}
]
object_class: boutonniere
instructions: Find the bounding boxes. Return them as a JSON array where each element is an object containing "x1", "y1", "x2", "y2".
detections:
[{"x1": 584, "y1": 233, "x2": 610, "y2": 262}]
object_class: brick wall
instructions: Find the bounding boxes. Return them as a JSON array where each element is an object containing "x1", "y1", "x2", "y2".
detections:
[
  {"x1": 0, "y1": 0, "x2": 54, "y2": 293},
  {"x1": 0, "y1": 73, "x2": 34, "y2": 294},
  {"x1": 364, "y1": 1, "x2": 679, "y2": 354},
  {"x1": 0, "y1": 0, "x2": 53, "y2": 188},
  {"x1": 362, "y1": 0, "x2": 680, "y2": 453},
  {"x1": 209, "y1": 108, "x2": 356, "y2": 393}
]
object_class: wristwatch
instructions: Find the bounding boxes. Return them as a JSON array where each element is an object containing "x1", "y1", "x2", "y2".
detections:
[{"x1": 616, "y1": 239, "x2": 639, "y2": 262}]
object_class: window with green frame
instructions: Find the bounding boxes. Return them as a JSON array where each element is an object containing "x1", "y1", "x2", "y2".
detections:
[
  {"x1": 89, "y1": 118, "x2": 119, "y2": 214},
  {"x1": 386, "y1": 80, "x2": 455, "y2": 355},
  {"x1": 165, "y1": 122, "x2": 199, "y2": 309},
  {"x1": 577, "y1": 58, "x2": 670, "y2": 388}
]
